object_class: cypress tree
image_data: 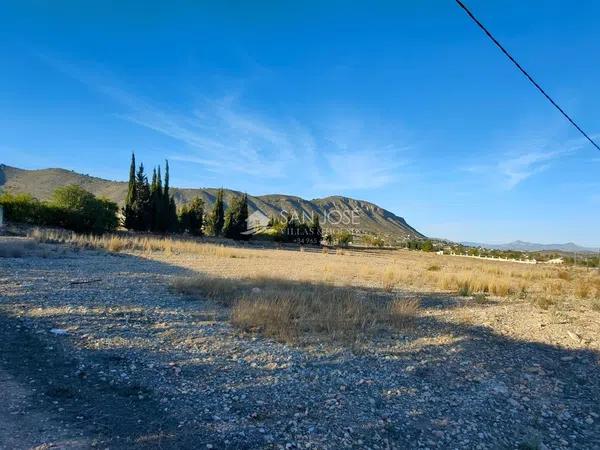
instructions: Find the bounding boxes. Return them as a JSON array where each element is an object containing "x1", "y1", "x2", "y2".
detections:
[
  {"x1": 123, "y1": 152, "x2": 137, "y2": 229},
  {"x1": 162, "y1": 163, "x2": 169, "y2": 227},
  {"x1": 240, "y1": 193, "x2": 248, "y2": 232},
  {"x1": 149, "y1": 167, "x2": 157, "y2": 231},
  {"x1": 156, "y1": 166, "x2": 163, "y2": 194},
  {"x1": 163, "y1": 160, "x2": 170, "y2": 199},
  {"x1": 163, "y1": 160, "x2": 178, "y2": 231},
  {"x1": 126, "y1": 152, "x2": 136, "y2": 205},
  {"x1": 155, "y1": 165, "x2": 165, "y2": 231},
  {"x1": 134, "y1": 163, "x2": 151, "y2": 230},
  {"x1": 211, "y1": 188, "x2": 225, "y2": 236},
  {"x1": 150, "y1": 167, "x2": 160, "y2": 231},
  {"x1": 168, "y1": 196, "x2": 178, "y2": 232}
]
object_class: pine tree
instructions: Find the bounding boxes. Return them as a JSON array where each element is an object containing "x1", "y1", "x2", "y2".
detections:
[
  {"x1": 123, "y1": 152, "x2": 137, "y2": 229},
  {"x1": 210, "y1": 188, "x2": 225, "y2": 236}
]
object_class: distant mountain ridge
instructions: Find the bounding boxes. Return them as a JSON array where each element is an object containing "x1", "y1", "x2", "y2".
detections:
[
  {"x1": 0, "y1": 164, "x2": 424, "y2": 239},
  {"x1": 461, "y1": 240, "x2": 599, "y2": 253}
]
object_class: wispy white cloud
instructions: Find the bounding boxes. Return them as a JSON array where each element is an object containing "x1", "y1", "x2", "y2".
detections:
[
  {"x1": 498, "y1": 149, "x2": 563, "y2": 189},
  {"x1": 465, "y1": 132, "x2": 588, "y2": 190},
  {"x1": 40, "y1": 55, "x2": 412, "y2": 193}
]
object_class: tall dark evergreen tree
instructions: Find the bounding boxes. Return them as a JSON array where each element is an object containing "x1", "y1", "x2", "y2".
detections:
[
  {"x1": 154, "y1": 165, "x2": 165, "y2": 231},
  {"x1": 210, "y1": 188, "x2": 225, "y2": 236},
  {"x1": 126, "y1": 152, "x2": 136, "y2": 205},
  {"x1": 123, "y1": 152, "x2": 137, "y2": 229},
  {"x1": 179, "y1": 197, "x2": 204, "y2": 236},
  {"x1": 223, "y1": 193, "x2": 249, "y2": 240},
  {"x1": 163, "y1": 160, "x2": 170, "y2": 199},
  {"x1": 168, "y1": 196, "x2": 178, "y2": 232},
  {"x1": 121, "y1": 154, "x2": 192, "y2": 235},
  {"x1": 133, "y1": 163, "x2": 151, "y2": 230},
  {"x1": 149, "y1": 167, "x2": 160, "y2": 231},
  {"x1": 163, "y1": 160, "x2": 178, "y2": 231}
]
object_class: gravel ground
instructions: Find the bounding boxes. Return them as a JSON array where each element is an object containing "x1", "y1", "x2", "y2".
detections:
[{"x1": 1, "y1": 239, "x2": 599, "y2": 449}]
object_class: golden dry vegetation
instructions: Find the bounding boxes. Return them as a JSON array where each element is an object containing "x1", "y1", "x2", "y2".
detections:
[{"x1": 28, "y1": 228, "x2": 600, "y2": 342}]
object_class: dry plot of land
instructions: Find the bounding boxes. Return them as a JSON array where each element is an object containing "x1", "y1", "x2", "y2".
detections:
[{"x1": 0, "y1": 231, "x2": 599, "y2": 449}]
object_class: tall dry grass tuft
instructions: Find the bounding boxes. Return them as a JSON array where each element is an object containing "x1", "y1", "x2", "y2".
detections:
[
  {"x1": 174, "y1": 275, "x2": 420, "y2": 342},
  {"x1": 382, "y1": 267, "x2": 398, "y2": 292},
  {"x1": 232, "y1": 287, "x2": 419, "y2": 342}
]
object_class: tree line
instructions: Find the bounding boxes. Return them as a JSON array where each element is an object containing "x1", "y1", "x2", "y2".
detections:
[
  {"x1": 0, "y1": 185, "x2": 118, "y2": 233},
  {"x1": 122, "y1": 153, "x2": 251, "y2": 239},
  {"x1": 0, "y1": 153, "x2": 322, "y2": 243},
  {"x1": 122, "y1": 153, "x2": 178, "y2": 233}
]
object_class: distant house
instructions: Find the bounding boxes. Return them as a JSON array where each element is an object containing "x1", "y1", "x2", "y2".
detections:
[{"x1": 545, "y1": 258, "x2": 564, "y2": 265}]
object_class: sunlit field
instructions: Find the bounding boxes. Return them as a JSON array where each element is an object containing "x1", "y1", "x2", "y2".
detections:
[{"x1": 29, "y1": 228, "x2": 600, "y2": 319}]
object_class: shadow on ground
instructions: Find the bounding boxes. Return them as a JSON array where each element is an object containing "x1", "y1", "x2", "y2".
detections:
[{"x1": 0, "y1": 243, "x2": 599, "y2": 449}]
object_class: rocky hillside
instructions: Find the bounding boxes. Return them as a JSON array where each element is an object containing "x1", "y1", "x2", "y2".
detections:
[{"x1": 0, "y1": 164, "x2": 424, "y2": 239}]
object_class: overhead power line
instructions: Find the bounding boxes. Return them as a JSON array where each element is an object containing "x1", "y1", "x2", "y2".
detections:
[{"x1": 455, "y1": 0, "x2": 600, "y2": 152}]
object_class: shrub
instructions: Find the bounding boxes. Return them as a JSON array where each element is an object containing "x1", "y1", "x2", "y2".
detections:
[
  {"x1": 335, "y1": 230, "x2": 353, "y2": 246},
  {"x1": 472, "y1": 293, "x2": 487, "y2": 304},
  {"x1": 0, "y1": 192, "x2": 43, "y2": 224},
  {"x1": 50, "y1": 185, "x2": 119, "y2": 233},
  {"x1": 457, "y1": 282, "x2": 472, "y2": 297},
  {"x1": 363, "y1": 235, "x2": 385, "y2": 247},
  {"x1": 421, "y1": 240, "x2": 434, "y2": 252},
  {"x1": 0, "y1": 186, "x2": 118, "y2": 233}
]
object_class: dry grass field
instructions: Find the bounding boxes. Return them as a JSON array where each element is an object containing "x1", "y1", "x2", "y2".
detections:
[{"x1": 28, "y1": 228, "x2": 600, "y2": 344}]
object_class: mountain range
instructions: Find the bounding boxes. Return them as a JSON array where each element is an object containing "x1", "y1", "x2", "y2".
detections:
[
  {"x1": 460, "y1": 240, "x2": 599, "y2": 254},
  {"x1": 0, "y1": 164, "x2": 424, "y2": 240}
]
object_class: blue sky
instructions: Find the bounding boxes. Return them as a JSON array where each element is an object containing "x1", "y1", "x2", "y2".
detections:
[{"x1": 1, "y1": 1, "x2": 599, "y2": 246}]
